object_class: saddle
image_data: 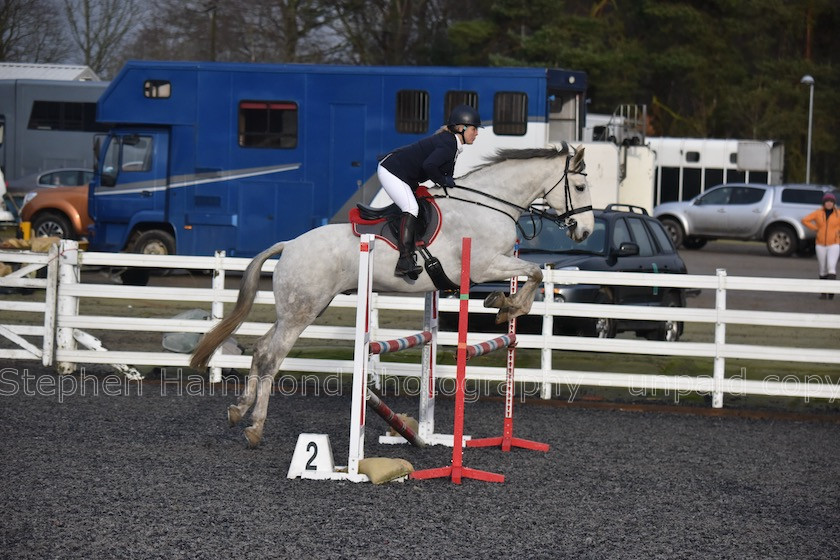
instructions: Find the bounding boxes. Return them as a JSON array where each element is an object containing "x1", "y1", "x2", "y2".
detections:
[
  {"x1": 349, "y1": 186, "x2": 457, "y2": 290},
  {"x1": 349, "y1": 187, "x2": 442, "y2": 250}
]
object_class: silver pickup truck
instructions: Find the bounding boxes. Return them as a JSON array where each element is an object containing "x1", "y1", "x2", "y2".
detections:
[{"x1": 654, "y1": 183, "x2": 838, "y2": 256}]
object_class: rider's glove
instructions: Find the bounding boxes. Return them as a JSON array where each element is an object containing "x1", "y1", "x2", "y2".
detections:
[{"x1": 441, "y1": 176, "x2": 456, "y2": 188}]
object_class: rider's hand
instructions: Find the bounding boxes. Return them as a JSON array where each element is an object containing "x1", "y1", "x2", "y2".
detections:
[{"x1": 441, "y1": 176, "x2": 456, "y2": 188}]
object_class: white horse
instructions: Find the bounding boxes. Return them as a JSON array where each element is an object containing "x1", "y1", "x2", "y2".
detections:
[{"x1": 191, "y1": 144, "x2": 594, "y2": 447}]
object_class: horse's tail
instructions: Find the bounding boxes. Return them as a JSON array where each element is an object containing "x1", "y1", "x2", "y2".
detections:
[{"x1": 190, "y1": 241, "x2": 286, "y2": 370}]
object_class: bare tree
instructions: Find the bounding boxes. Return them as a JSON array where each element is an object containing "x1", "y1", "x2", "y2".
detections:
[
  {"x1": 108, "y1": 0, "x2": 342, "y2": 70},
  {"x1": 230, "y1": 0, "x2": 337, "y2": 63},
  {"x1": 63, "y1": 0, "x2": 144, "y2": 77},
  {"x1": 0, "y1": 0, "x2": 71, "y2": 62},
  {"x1": 330, "y1": 0, "x2": 452, "y2": 65}
]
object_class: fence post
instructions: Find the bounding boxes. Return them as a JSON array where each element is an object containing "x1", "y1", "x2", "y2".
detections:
[
  {"x1": 209, "y1": 250, "x2": 226, "y2": 383},
  {"x1": 56, "y1": 240, "x2": 80, "y2": 374},
  {"x1": 540, "y1": 266, "x2": 554, "y2": 400},
  {"x1": 41, "y1": 242, "x2": 60, "y2": 366},
  {"x1": 713, "y1": 268, "x2": 727, "y2": 408}
]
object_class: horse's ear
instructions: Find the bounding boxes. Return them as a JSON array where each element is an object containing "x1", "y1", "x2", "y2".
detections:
[{"x1": 572, "y1": 146, "x2": 585, "y2": 169}]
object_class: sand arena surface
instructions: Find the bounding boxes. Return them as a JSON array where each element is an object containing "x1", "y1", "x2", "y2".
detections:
[{"x1": 1, "y1": 367, "x2": 838, "y2": 559}]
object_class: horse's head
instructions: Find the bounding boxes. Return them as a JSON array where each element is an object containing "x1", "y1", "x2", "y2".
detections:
[{"x1": 543, "y1": 144, "x2": 594, "y2": 242}]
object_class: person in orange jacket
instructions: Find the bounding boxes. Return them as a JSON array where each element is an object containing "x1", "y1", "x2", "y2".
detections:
[{"x1": 802, "y1": 192, "x2": 840, "y2": 299}]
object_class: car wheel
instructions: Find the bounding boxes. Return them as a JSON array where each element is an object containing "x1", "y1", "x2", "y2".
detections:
[
  {"x1": 32, "y1": 211, "x2": 76, "y2": 240},
  {"x1": 682, "y1": 237, "x2": 707, "y2": 250},
  {"x1": 592, "y1": 291, "x2": 617, "y2": 338},
  {"x1": 765, "y1": 225, "x2": 797, "y2": 257},
  {"x1": 660, "y1": 217, "x2": 684, "y2": 248},
  {"x1": 131, "y1": 229, "x2": 176, "y2": 255},
  {"x1": 656, "y1": 293, "x2": 683, "y2": 342}
]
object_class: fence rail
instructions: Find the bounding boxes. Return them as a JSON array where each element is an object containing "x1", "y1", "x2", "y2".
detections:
[{"x1": 2, "y1": 240, "x2": 839, "y2": 407}]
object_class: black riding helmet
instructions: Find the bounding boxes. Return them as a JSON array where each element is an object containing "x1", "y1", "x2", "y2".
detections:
[{"x1": 447, "y1": 104, "x2": 482, "y2": 128}]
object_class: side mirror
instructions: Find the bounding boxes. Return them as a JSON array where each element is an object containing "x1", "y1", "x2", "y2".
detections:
[
  {"x1": 101, "y1": 170, "x2": 116, "y2": 187},
  {"x1": 617, "y1": 242, "x2": 639, "y2": 257}
]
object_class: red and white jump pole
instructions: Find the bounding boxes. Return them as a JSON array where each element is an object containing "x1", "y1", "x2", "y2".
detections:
[
  {"x1": 467, "y1": 242, "x2": 549, "y2": 453},
  {"x1": 411, "y1": 237, "x2": 507, "y2": 484},
  {"x1": 294, "y1": 234, "x2": 452, "y2": 482}
]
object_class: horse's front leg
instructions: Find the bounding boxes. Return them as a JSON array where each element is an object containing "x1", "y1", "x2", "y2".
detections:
[{"x1": 480, "y1": 255, "x2": 543, "y2": 323}]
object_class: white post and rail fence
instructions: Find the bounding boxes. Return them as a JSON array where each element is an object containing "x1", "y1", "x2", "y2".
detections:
[{"x1": 1, "y1": 240, "x2": 839, "y2": 407}]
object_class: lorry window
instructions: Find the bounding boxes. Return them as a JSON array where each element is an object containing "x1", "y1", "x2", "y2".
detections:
[
  {"x1": 143, "y1": 80, "x2": 171, "y2": 99},
  {"x1": 726, "y1": 169, "x2": 746, "y2": 183},
  {"x1": 444, "y1": 91, "x2": 478, "y2": 119},
  {"x1": 27, "y1": 101, "x2": 108, "y2": 132},
  {"x1": 121, "y1": 136, "x2": 153, "y2": 172},
  {"x1": 395, "y1": 90, "x2": 429, "y2": 134},
  {"x1": 100, "y1": 134, "x2": 153, "y2": 185},
  {"x1": 238, "y1": 101, "x2": 298, "y2": 149},
  {"x1": 704, "y1": 169, "x2": 724, "y2": 191},
  {"x1": 494, "y1": 92, "x2": 528, "y2": 136},
  {"x1": 101, "y1": 138, "x2": 120, "y2": 186},
  {"x1": 658, "y1": 166, "x2": 680, "y2": 203}
]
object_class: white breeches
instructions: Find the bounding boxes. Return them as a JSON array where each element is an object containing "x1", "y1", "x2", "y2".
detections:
[
  {"x1": 816, "y1": 244, "x2": 840, "y2": 276},
  {"x1": 377, "y1": 164, "x2": 419, "y2": 217}
]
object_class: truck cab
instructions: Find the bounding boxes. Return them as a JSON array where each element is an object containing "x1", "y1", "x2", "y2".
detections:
[{"x1": 90, "y1": 129, "x2": 173, "y2": 254}]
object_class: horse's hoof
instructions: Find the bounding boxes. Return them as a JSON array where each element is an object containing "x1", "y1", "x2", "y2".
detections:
[
  {"x1": 496, "y1": 310, "x2": 511, "y2": 324},
  {"x1": 484, "y1": 291, "x2": 506, "y2": 309},
  {"x1": 228, "y1": 405, "x2": 243, "y2": 427},
  {"x1": 243, "y1": 426, "x2": 262, "y2": 448}
]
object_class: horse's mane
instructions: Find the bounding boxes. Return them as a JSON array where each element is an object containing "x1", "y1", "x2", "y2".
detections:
[{"x1": 461, "y1": 145, "x2": 571, "y2": 178}]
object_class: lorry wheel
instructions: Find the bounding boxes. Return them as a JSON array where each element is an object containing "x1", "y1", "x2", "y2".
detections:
[
  {"x1": 132, "y1": 230, "x2": 175, "y2": 255},
  {"x1": 659, "y1": 217, "x2": 684, "y2": 248},
  {"x1": 32, "y1": 211, "x2": 76, "y2": 240},
  {"x1": 765, "y1": 225, "x2": 797, "y2": 257}
]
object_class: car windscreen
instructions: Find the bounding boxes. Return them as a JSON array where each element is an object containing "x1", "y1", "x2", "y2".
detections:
[{"x1": 517, "y1": 216, "x2": 607, "y2": 255}]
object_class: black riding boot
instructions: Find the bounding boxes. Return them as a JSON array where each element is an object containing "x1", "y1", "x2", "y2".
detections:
[
  {"x1": 829, "y1": 274, "x2": 836, "y2": 300},
  {"x1": 819, "y1": 275, "x2": 829, "y2": 299},
  {"x1": 395, "y1": 212, "x2": 422, "y2": 279}
]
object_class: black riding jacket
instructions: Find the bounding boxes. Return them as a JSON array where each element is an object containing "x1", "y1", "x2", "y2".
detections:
[{"x1": 380, "y1": 132, "x2": 457, "y2": 189}]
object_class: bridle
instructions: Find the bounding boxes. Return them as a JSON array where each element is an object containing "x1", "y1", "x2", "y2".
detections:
[{"x1": 430, "y1": 145, "x2": 593, "y2": 239}]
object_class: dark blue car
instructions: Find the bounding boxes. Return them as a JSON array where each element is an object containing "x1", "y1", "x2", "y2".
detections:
[{"x1": 444, "y1": 204, "x2": 689, "y2": 340}]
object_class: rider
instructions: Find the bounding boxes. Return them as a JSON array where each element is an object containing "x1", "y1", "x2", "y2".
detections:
[{"x1": 377, "y1": 104, "x2": 481, "y2": 277}]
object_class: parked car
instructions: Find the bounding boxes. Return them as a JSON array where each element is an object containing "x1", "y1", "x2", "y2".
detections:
[
  {"x1": 653, "y1": 183, "x2": 838, "y2": 257},
  {"x1": 442, "y1": 205, "x2": 689, "y2": 340},
  {"x1": 6, "y1": 168, "x2": 94, "y2": 197},
  {"x1": 19, "y1": 185, "x2": 91, "y2": 240},
  {"x1": 5, "y1": 167, "x2": 94, "y2": 221}
]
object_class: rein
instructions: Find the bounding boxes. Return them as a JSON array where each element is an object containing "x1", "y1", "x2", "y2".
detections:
[{"x1": 429, "y1": 151, "x2": 593, "y2": 239}]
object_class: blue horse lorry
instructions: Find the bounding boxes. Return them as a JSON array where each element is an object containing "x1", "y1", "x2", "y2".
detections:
[{"x1": 87, "y1": 61, "x2": 588, "y2": 257}]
